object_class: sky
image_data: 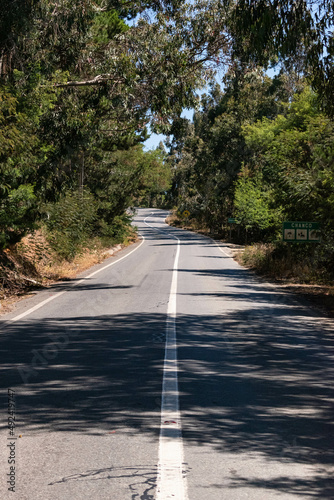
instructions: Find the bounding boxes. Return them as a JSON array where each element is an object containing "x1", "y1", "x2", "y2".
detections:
[
  {"x1": 143, "y1": 133, "x2": 166, "y2": 151},
  {"x1": 143, "y1": 108, "x2": 194, "y2": 151}
]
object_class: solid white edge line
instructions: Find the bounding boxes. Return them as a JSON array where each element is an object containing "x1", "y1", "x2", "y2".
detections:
[
  {"x1": 145, "y1": 212, "x2": 188, "y2": 500},
  {"x1": 8, "y1": 235, "x2": 145, "y2": 323},
  {"x1": 215, "y1": 243, "x2": 230, "y2": 258}
]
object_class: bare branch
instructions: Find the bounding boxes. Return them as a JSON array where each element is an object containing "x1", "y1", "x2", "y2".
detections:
[{"x1": 55, "y1": 74, "x2": 124, "y2": 88}]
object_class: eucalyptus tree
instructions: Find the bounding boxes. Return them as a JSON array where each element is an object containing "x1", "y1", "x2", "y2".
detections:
[
  {"x1": 169, "y1": 67, "x2": 291, "y2": 232},
  {"x1": 0, "y1": 0, "x2": 233, "y2": 247},
  {"x1": 230, "y1": 0, "x2": 334, "y2": 116}
]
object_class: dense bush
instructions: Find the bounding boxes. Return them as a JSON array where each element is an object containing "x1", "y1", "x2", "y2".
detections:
[
  {"x1": 43, "y1": 190, "x2": 137, "y2": 260},
  {"x1": 94, "y1": 214, "x2": 134, "y2": 245},
  {"x1": 44, "y1": 190, "x2": 98, "y2": 260}
]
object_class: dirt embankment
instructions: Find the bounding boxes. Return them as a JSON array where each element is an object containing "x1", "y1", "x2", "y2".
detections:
[{"x1": 0, "y1": 230, "x2": 134, "y2": 315}]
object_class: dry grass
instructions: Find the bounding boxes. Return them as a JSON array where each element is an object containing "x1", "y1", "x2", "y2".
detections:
[
  {"x1": 15, "y1": 231, "x2": 111, "y2": 281},
  {"x1": 235, "y1": 243, "x2": 317, "y2": 282},
  {"x1": 235, "y1": 243, "x2": 334, "y2": 317}
]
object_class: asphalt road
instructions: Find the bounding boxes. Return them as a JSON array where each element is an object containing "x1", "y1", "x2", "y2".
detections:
[{"x1": 1, "y1": 208, "x2": 334, "y2": 499}]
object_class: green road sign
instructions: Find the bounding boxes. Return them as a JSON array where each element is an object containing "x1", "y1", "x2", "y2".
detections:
[
  {"x1": 283, "y1": 222, "x2": 320, "y2": 242},
  {"x1": 228, "y1": 218, "x2": 237, "y2": 224}
]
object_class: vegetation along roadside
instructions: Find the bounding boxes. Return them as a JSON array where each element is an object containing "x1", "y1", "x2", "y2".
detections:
[{"x1": 1, "y1": 1, "x2": 333, "y2": 314}]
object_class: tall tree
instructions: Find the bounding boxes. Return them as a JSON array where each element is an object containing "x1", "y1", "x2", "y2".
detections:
[
  {"x1": 230, "y1": 0, "x2": 334, "y2": 115},
  {"x1": 168, "y1": 67, "x2": 290, "y2": 231}
]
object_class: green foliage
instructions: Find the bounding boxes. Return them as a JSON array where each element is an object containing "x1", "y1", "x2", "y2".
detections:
[
  {"x1": 135, "y1": 146, "x2": 172, "y2": 207},
  {"x1": 0, "y1": 0, "x2": 198, "y2": 251},
  {"x1": 44, "y1": 189, "x2": 136, "y2": 260},
  {"x1": 234, "y1": 168, "x2": 283, "y2": 239},
  {"x1": 169, "y1": 72, "x2": 334, "y2": 273},
  {"x1": 96, "y1": 214, "x2": 133, "y2": 244},
  {"x1": 231, "y1": 0, "x2": 334, "y2": 116},
  {"x1": 168, "y1": 68, "x2": 289, "y2": 232},
  {"x1": 0, "y1": 185, "x2": 37, "y2": 248},
  {"x1": 91, "y1": 10, "x2": 129, "y2": 45},
  {"x1": 1, "y1": 0, "x2": 334, "y2": 264},
  {"x1": 243, "y1": 86, "x2": 334, "y2": 225},
  {"x1": 44, "y1": 191, "x2": 98, "y2": 260}
]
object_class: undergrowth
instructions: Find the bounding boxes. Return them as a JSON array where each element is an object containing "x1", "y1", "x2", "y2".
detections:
[{"x1": 237, "y1": 242, "x2": 333, "y2": 284}]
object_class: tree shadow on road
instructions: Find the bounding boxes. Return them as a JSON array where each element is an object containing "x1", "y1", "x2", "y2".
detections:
[
  {"x1": 49, "y1": 464, "x2": 159, "y2": 500},
  {"x1": 1, "y1": 282, "x2": 334, "y2": 498}
]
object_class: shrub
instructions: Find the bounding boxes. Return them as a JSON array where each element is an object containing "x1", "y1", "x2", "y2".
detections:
[
  {"x1": 95, "y1": 214, "x2": 134, "y2": 244},
  {"x1": 44, "y1": 190, "x2": 98, "y2": 260}
]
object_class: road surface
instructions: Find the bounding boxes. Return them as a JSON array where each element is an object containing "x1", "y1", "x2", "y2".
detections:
[{"x1": 1, "y1": 208, "x2": 334, "y2": 499}]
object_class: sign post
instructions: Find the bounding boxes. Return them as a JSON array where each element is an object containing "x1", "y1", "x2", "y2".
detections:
[
  {"x1": 282, "y1": 222, "x2": 320, "y2": 242},
  {"x1": 227, "y1": 218, "x2": 237, "y2": 240}
]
